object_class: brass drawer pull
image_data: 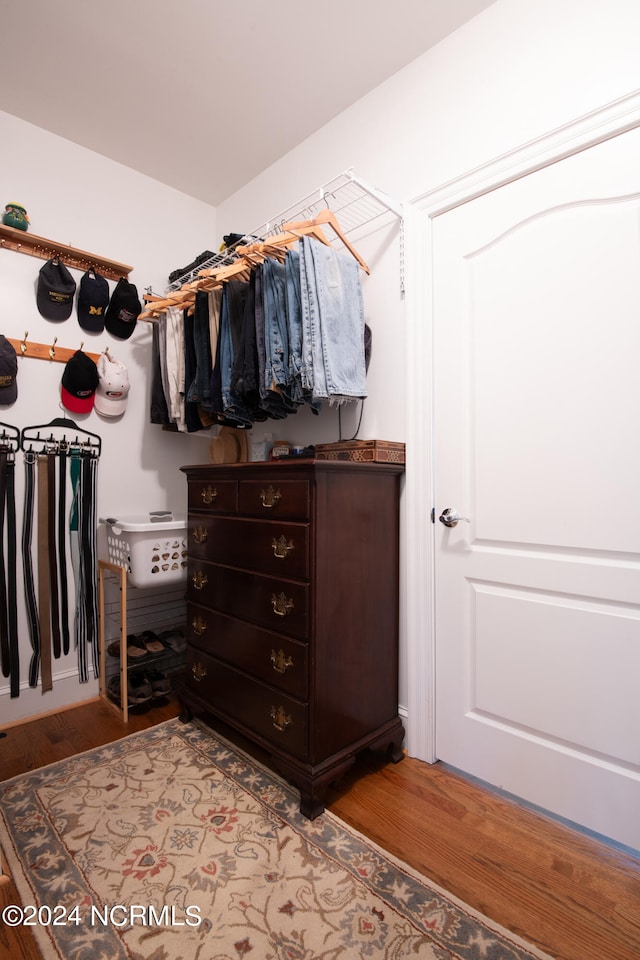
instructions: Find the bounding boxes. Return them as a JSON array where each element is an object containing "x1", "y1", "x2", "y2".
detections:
[
  {"x1": 192, "y1": 615, "x2": 207, "y2": 636},
  {"x1": 272, "y1": 535, "x2": 294, "y2": 559},
  {"x1": 201, "y1": 485, "x2": 217, "y2": 505},
  {"x1": 193, "y1": 526, "x2": 208, "y2": 544},
  {"x1": 260, "y1": 486, "x2": 281, "y2": 509},
  {"x1": 192, "y1": 571, "x2": 208, "y2": 590},
  {"x1": 192, "y1": 662, "x2": 207, "y2": 682},
  {"x1": 271, "y1": 592, "x2": 294, "y2": 617},
  {"x1": 270, "y1": 705, "x2": 292, "y2": 732},
  {"x1": 271, "y1": 649, "x2": 294, "y2": 674}
]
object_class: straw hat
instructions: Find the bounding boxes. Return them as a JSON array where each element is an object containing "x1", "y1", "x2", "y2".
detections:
[{"x1": 209, "y1": 426, "x2": 249, "y2": 464}]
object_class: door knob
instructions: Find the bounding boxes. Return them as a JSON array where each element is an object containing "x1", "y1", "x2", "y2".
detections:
[{"x1": 439, "y1": 508, "x2": 471, "y2": 528}]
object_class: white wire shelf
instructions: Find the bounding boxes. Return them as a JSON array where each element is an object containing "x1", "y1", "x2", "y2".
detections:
[{"x1": 168, "y1": 169, "x2": 403, "y2": 291}]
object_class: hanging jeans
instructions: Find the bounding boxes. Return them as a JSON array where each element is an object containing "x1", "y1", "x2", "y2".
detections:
[
  {"x1": 187, "y1": 290, "x2": 213, "y2": 409},
  {"x1": 262, "y1": 258, "x2": 289, "y2": 395},
  {"x1": 286, "y1": 246, "x2": 320, "y2": 413},
  {"x1": 254, "y1": 265, "x2": 290, "y2": 421},
  {"x1": 299, "y1": 235, "x2": 367, "y2": 403},
  {"x1": 220, "y1": 279, "x2": 252, "y2": 427}
]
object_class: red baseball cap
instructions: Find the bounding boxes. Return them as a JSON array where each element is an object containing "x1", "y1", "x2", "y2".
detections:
[{"x1": 61, "y1": 350, "x2": 99, "y2": 413}]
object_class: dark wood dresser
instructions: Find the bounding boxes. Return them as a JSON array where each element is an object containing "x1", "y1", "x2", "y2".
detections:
[{"x1": 179, "y1": 458, "x2": 405, "y2": 818}]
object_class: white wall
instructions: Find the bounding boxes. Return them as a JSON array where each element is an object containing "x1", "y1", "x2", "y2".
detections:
[
  {"x1": 0, "y1": 111, "x2": 217, "y2": 722},
  {"x1": 216, "y1": 0, "x2": 640, "y2": 729}
]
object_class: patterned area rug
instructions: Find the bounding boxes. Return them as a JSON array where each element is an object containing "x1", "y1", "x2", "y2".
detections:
[{"x1": 0, "y1": 718, "x2": 553, "y2": 960}]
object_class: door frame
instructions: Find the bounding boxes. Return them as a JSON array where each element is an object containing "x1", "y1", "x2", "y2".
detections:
[{"x1": 403, "y1": 87, "x2": 640, "y2": 763}]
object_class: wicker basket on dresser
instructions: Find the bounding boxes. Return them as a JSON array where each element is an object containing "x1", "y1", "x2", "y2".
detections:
[{"x1": 179, "y1": 458, "x2": 405, "y2": 819}]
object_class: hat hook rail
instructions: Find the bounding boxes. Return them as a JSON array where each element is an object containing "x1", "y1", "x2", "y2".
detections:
[
  {"x1": 0, "y1": 222, "x2": 133, "y2": 281},
  {"x1": 6, "y1": 335, "x2": 101, "y2": 365}
]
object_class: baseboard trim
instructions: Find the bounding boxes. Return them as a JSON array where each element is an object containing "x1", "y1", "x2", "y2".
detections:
[{"x1": 0, "y1": 696, "x2": 101, "y2": 731}]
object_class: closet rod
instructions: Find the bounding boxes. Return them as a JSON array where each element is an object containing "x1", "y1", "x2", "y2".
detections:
[{"x1": 0, "y1": 223, "x2": 133, "y2": 281}]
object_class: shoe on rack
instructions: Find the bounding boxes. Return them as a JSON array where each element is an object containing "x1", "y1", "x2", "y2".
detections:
[
  {"x1": 107, "y1": 639, "x2": 120, "y2": 658},
  {"x1": 125, "y1": 635, "x2": 148, "y2": 659},
  {"x1": 128, "y1": 671, "x2": 154, "y2": 703},
  {"x1": 107, "y1": 637, "x2": 145, "y2": 658},
  {"x1": 107, "y1": 672, "x2": 153, "y2": 706},
  {"x1": 156, "y1": 628, "x2": 187, "y2": 653},
  {"x1": 145, "y1": 668, "x2": 171, "y2": 697},
  {"x1": 137, "y1": 630, "x2": 166, "y2": 654}
]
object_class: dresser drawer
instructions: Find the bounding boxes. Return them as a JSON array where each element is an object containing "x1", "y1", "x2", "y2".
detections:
[
  {"x1": 187, "y1": 602, "x2": 308, "y2": 699},
  {"x1": 185, "y1": 647, "x2": 308, "y2": 758},
  {"x1": 187, "y1": 561, "x2": 309, "y2": 640},
  {"x1": 238, "y1": 479, "x2": 310, "y2": 520},
  {"x1": 188, "y1": 479, "x2": 237, "y2": 513},
  {"x1": 188, "y1": 516, "x2": 309, "y2": 578}
]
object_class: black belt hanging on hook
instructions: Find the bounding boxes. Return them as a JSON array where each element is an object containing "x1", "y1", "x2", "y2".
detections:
[
  {"x1": 0, "y1": 448, "x2": 9, "y2": 677},
  {"x1": 6, "y1": 451, "x2": 18, "y2": 697},
  {"x1": 37, "y1": 454, "x2": 53, "y2": 693},
  {"x1": 47, "y1": 451, "x2": 62, "y2": 660},
  {"x1": 71, "y1": 449, "x2": 99, "y2": 683},
  {"x1": 0, "y1": 447, "x2": 19, "y2": 697},
  {"x1": 22, "y1": 453, "x2": 41, "y2": 687},
  {"x1": 57, "y1": 445, "x2": 70, "y2": 655}
]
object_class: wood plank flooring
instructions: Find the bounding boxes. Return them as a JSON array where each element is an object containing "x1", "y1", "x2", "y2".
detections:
[{"x1": 1, "y1": 698, "x2": 639, "y2": 960}]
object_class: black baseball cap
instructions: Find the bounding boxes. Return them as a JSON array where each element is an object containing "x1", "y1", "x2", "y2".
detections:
[
  {"x1": 37, "y1": 258, "x2": 76, "y2": 321},
  {"x1": 77, "y1": 270, "x2": 110, "y2": 332},
  {"x1": 104, "y1": 278, "x2": 141, "y2": 340},
  {"x1": 0, "y1": 336, "x2": 17, "y2": 405}
]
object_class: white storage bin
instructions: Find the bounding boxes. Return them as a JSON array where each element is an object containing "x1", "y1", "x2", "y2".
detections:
[{"x1": 100, "y1": 514, "x2": 188, "y2": 589}]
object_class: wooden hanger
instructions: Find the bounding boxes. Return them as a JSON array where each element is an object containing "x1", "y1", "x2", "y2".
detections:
[
  {"x1": 138, "y1": 211, "x2": 368, "y2": 321},
  {"x1": 139, "y1": 260, "x2": 253, "y2": 319},
  {"x1": 284, "y1": 209, "x2": 370, "y2": 274},
  {"x1": 236, "y1": 223, "x2": 332, "y2": 259}
]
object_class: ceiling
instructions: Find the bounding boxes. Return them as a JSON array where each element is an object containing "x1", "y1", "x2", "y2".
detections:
[{"x1": 0, "y1": 0, "x2": 495, "y2": 207}]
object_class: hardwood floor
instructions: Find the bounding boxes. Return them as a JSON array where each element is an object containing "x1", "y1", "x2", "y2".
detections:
[{"x1": 1, "y1": 698, "x2": 639, "y2": 960}]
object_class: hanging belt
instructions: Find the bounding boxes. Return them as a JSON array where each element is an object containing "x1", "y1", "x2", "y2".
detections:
[
  {"x1": 68, "y1": 449, "x2": 100, "y2": 683},
  {"x1": 6, "y1": 452, "x2": 18, "y2": 697},
  {"x1": 76, "y1": 452, "x2": 99, "y2": 682},
  {"x1": 47, "y1": 452, "x2": 61, "y2": 660},
  {"x1": 73, "y1": 452, "x2": 90, "y2": 682},
  {"x1": 57, "y1": 447, "x2": 70, "y2": 655},
  {"x1": 22, "y1": 453, "x2": 40, "y2": 687},
  {"x1": 37, "y1": 455, "x2": 53, "y2": 693},
  {"x1": 86, "y1": 454, "x2": 99, "y2": 679},
  {"x1": 0, "y1": 449, "x2": 8, "y2": 678}
]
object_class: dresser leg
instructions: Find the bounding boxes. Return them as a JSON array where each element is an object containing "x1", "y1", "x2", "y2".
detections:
[
  {"x1": 388, "y1": 727, "x2": 406, "y2": 764},
  {"x1": 273, "y1": 754, "x2": 358, "y2": 821},
  {"x1": 178, "y1": 700, "x2": 193, "y2": 723},
  {"x1": 368, "y1": 718, "x2": 406, "y2": 764},
  {"x1": 299, "y1": 788, "x2": 328, "y2": 821}
]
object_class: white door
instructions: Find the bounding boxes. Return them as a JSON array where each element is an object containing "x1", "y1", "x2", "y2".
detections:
[{"x1": 432, "y1": 125, "x2": 640, "y2": 851}]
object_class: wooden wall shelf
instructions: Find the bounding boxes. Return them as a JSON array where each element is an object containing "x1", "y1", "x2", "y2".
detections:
[{"x1": 0, "y1": 223, "x2": 132, "y2": 280}]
